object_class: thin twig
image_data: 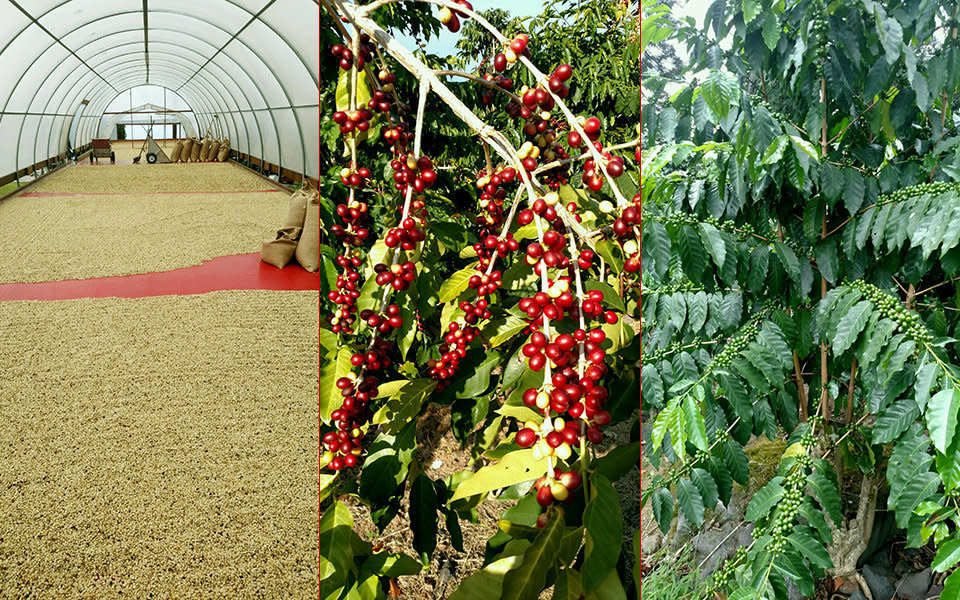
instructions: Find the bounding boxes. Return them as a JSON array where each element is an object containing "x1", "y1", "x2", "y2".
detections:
[
  {"x1": 433, "y1": 69, "x2": 522, "y2": 103},
  {"x1": 697, "y1": 523, "x2": 744, "y2": 571}
]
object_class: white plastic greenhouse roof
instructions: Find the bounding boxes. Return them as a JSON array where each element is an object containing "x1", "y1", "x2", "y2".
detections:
[{"x1": 0, "y1": 0, "x2": 320, "y2": 179}]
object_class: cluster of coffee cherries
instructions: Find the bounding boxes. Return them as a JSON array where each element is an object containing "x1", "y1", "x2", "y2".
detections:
[
  {"x1": 493, "y1": 34, "x2": 531, "y2": 68},
  {"x1": 848, "y1": 279, "x2": 932, "y2": 346},
  {"x1": 513, "y1": 347, "x2": 613, "y2": 512},
  {"x1": 327, "y1": 197, "x2": 373, "y2": 334},
  {"x1": 428, "y1": 169, "x2": 520, "y2": 385},
  {"x1": 373, "y1": 260, "x2": 417, "y2": 291},
  {"x1": 475, "y1": 166, "x2": 515, "y2": 232},
  {"x1": 331, "y1": 35, "x2": 375, "y2": 71},
  {"x1": 437, "y1": 0, "x2": 474, "y2": 33},
  {"x1": 533, "y1": 470, "x2": 582, "y2": 513},
  {"x1": 614, "y1": 196, "x2": 640, "y2": 273},
  {"x1": 578, "y1": 119, "x2": 617, "y2": 191},
  {"x1": 367, "y1": 70, "x2": 399, "y2": 114},
  {"x1": 322, "y1": 336, "x2": 395, "y2": 471},
  {"x1": 511, "y1": 205, "x2": 620, "y2": 522},
  {"x1": 517, "y1": 192, "x2": 563, "y2": 226},
  {"x1": 359, "y1": 305, "x2": 404, "y2": 337},
  {"x1": 382, "y1": 122, "x2": 414, "y2": 149},
  {"x1": 323, "y1": 37, "x2": 404, "y2": 472},
  {"x1": 524, "y1": 227, "x2": 570, "y2": 270},
  {"x1": 330, "y1": 198, "x2": 370, "y2": 248},
  {"x1": 427, "y1": 322, "x2": 479, "y2": 383},
  {"x1": 332, "y1": 109, "x2": 374, "y2": 135},
  {"x1": 339, "y1": 165, "x2": 371, "y2": 188},
  {"x1": 327, "y1": 255, "x2": 361, "y2": 334},
  {"x1": 389, "y1": 153, "x2": 437, "y2": 193},
  {"x1": 384, "y1": 215, "x2": 427, "y2": 250},
  {"x1": 480, "y1": 73, "x2": 514, "y2": 106}
]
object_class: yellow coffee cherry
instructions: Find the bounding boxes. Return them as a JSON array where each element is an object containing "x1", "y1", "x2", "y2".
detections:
[{"x1": 550, "y1": 481, "x2": 569, "y2": 501}]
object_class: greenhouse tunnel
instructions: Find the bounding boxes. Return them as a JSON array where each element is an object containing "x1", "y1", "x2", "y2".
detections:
[
  {"x1": 0, "y1": 1, "x2": 322, "y2": 595},
  {"x1": 0, "y1": 0, "x2": 320, "y2": 186}
]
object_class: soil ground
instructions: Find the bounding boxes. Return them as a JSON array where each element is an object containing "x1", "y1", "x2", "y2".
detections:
[{"x1": 337, "y1": 407, "x2": 641, "y2": 599}]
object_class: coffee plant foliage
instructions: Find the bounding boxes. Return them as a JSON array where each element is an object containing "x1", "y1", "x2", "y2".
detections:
[
  {"x1": 642, "y1": 0, "x2": 960, "y2": 598},
  {"x1": 319, "y1": 1, "x2": 641, "y2": 599}
]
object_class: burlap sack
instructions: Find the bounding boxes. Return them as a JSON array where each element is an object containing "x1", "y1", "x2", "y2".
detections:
[
  {"x1": 180, "y1": 138, "x2": 193, "y2": 162},
  {"x1": 190, "y1": 137, "x2": 201, "y2": 162},
  {"x1": 198, "y1": 138, "x2": 212, "y2": 162},
  {"x1": 170, "y1": 140, "x2": 183, "y2": 163},
  {"x1": 283, "y1": 185, "x2": 310, "y2": 228},
  {"x1": 208, "y1": 140, "x2": 221, "y2": 161},
  {"x1": 261, "y1": 226, "x2": 302, "y2": 268},
  {"x1": 217, "y1": 143, "x2": 231, "y2": 162},
  {"x1": 295, "y1": 194, "x2": 320, "y2": 272}
]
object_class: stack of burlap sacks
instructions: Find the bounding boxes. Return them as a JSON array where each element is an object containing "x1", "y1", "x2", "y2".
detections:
[
  {"x1": 169, "y1": 137, "x2": 232, "y2": 163},
  {"x1": 260, "y1": 183, "x2": 320, "y2": 271}
]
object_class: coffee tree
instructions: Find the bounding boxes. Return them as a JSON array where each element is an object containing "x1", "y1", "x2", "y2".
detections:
[
  {"x1": 318, "y1": 1, "x2": 641, "y2": 599},
  {"x1": 641, "y1": 0, "x2": 960, "y2": 598}
]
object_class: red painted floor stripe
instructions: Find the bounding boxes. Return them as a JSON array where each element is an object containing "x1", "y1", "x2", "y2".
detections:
[
  {"x1": 20, "y1": 189, "x2": 282, "y2": 197},
  {"x1": 0, "y1": 253, "x2": 319, "y2": 301}
]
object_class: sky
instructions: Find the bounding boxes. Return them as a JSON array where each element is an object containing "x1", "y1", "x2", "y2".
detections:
[
  {"x1": 394, "y1": 0, "x2": 712, "y2": 58},
  {"x1": 393, "y1": 0, "x2": 563, "y2": 58}
]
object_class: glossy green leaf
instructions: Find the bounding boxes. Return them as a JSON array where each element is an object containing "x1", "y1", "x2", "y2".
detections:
[
  {"x1": 808, "y1": 472, "x2": 842, "y2": 526},
  {"x1": 932, "y1": 539, "x2": 960, "y2": 573},
  {"x1": 699, "y1": 222, "x2": 726, "y2": 268},
  {"x1": 319, "y1": 501, "x2": 356, "y2": 599},
  {"x1": 439, "y1": 263, "x2": 480, "y2": 303},
  {"x1": 364, "y1": 551, "x2": 423, "y2": 578},
  {"x1": 447, "y1": 540, "x2": 531, "y2": 600},
  {"x1": 500, "y1": 513, "x2": 565, "y2": 600},
  {"x1": 320, "y1": 347, "x2": 353, "y2": 424},
  {"x1": 745, "y1": 476, "x2": 784, "y2": 522},
  {"x1": 676, "y1": 478, "x2": 705, "y2": 526},
  {"x1": 873, "y1": 398, "x2": 920, "y2": 444},
  {"x1": 700, "y1": 70, "x2": 739, "y2": 120},
  {"x1": 359, "y1": 422, "x2": 417, "y2": 505},
  {"x1": 372, "y1": 379, "x2": 438, "y2": 433},
  {"x1": 554, "y1": 568, "x2": 584, "y2": 600},
  {"x1": 582, "y1": 474, "x2": 623, "y2": 593},
  {"x1": 722, "y1": 439, "x2": 750, "y2": 484},
  {"x1": 650, "y1": 487, "x2": 674, "y2": 533},
  {"x1": 943, "y1": 568, "x2": 960, "y2": 599},
  {"x1": 592, "y1": 442, "x2": 641, "y2": 482},
  {"x1": 928, "y1": 387, "x2": 960, "y2": 453},
  {"x1": 410, "y1": 473, "x2": 438, "y2": 564},
  {"x1": 484, "y1": 315, "x2": 529, "y2": 348},
  {"x1": 450, "y1": 449, "x2": 549, "y2": 502},
  {"x1": 787, "y1": 528, "x2": 833, "y2": 569},
  {"x1": 336, "y1": 67, "x2": 372, "y2": 112}
]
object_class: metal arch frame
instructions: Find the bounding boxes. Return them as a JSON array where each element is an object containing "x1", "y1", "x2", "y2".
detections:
[
  {"x1": 6, "y1": 0, "x2": 119, "y2": 94},
  {"x1": 58, "y1": 11, "x2": 304, "y2": 177},
  {"x1": 6, "y1": 38, "x2": 233, "y2": 177},
  {"x1": 62, "y1": 38, "x2": 254, "y2": 156},
  {"x1": 141, "y1": 0, "x2": 149, "y2": 84},
  {"x1": 2, "y1": 1, "x2": 318, "y2": 180},
  {"x1": 42, "y1": 20, "x2": 272, "y2": 165},
  {"x1": 37, "y1": 0, "x2": 318, "y2": 89},
  {"x1": 98, "y1": 104, "x2": 197, "y2": 139},
  {"x1": 35, "y1": 30, "x2": 269, "y2": 175},
  {"x1": 75, "y1": 39, "x2": 262, "y2": 139},
  {"x1": 96, "y1": 89, "x2": 196, "y2": 139},
  {"x1": 66, "y1": 36, "x2": 264, "y2": 162},
  {"x1": 1, "y1": 24, "x2": 237, "y2": 178},
  {"x1": 37, "y1": 0, "x2": 317, "y2": 176}
]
